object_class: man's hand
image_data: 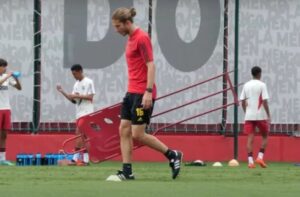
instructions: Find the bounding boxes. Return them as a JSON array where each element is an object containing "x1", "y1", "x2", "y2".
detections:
[
  {"x1": 267, "y1": 116, "x2": 271, "y2": 124},
  {"x1": 6, "y1": 71, "x2": 13, "y2": 77},
  {"x1": 142, "y1": 91, "x2": 153, "y2": 109},
  {"x1": 56, "y1": 84, "x2": 63, "y2": 93}
]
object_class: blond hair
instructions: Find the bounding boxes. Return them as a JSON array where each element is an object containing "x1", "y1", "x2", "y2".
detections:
[{"x1": 112, "y1": 7, "x2": 136, "y2": 23}]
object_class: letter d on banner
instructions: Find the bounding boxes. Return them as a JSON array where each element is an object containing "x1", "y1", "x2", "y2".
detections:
[{"x1": 63, "y1": 0, "x2": 133, "y2": 69}]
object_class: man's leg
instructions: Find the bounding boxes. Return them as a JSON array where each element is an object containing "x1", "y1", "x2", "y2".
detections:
[
  {"x1": 0, "y1": 129, "x2": 13, "y2": 165},
  {"x1": 257, "y1": 133, "x2": 268, "y2": 160},
  {"x1": 120, "y1": 119, "x2": 133, "y2": 163},
  {"x1": 116, "y1": 119, "x2": 135, "y2": 180},
  {"x1": 0, "y1": 110, "x2": 12, "y2": 164},
  {"x1": 255, "y1": 133, "x2": 268, "y2": 168},
  {"x1": 247, "y1": 133, "x2": 255, "y2": 168},
  {"x1": 255, "y1": 121, "x2": 269, "y2": 168},
  {"x1": 261, "y1": 133, "x2": 268, "y2": 150},
  {"x1": 0, "y1": 129, "x2": 7, "y2": 161},
  {"x1": 132, "y1": 124, "x2": 167, "y2": 153},
  {"x1": 244, "y1": 121, "x2": 255, "y2": 168},
  {"x1": 71, "y1": 127, "x2": 83, "y2": 163},
  {"x1": 76, "y1": 119, "x2": 90, "y2": 165},
  {"x1": 132, "y1": 124, "x2": 183, "y2": 179}
]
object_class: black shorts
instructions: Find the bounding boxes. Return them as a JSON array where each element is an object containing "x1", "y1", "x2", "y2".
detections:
[{"x1": 120, "y1": 92, "x2": 155, "y2": 125}]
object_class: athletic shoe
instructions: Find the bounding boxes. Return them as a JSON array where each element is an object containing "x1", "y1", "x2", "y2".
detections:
[
  {"x1": 67, "y1": 159, "x2": 88, "y2": 166},
  {"x1": 116, "y1": 170, "x2": 135, "y2": 180},
  {"x1": 248, "y1": 163, "x2": 256, "y2": 168},
  {"x1": 255, "y1": 159, "x2": 267, "y2": 168},
  {"x1": 76, "y1": 160, "x2": 89, "y2": 166},
  {"x1": 169, "y1": 150, "x2": 183, "y2": 179},
  {"x1": 0, "y1": 160, "x2": 14, "y2": 166}
]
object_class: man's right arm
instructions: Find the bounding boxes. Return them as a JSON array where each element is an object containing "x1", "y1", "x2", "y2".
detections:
[
  {"x1": 263, "y1": 100, "x2": 271, "y2": 121},
  {"x1": 240, "y1": 87, "x2": 247, "y2": 112},
  {"x1": 262, "y1": 84, "x2": 271, "y2": 121},
  {"x1": 241, "y1": 100, "x2": 247, "y2": 112},
  {"x1": 56, "y1": 85, "x2": 76, "y2": 104},
  {"x1": 0, "y1": 73, "x2": 12, "y2": 86}
]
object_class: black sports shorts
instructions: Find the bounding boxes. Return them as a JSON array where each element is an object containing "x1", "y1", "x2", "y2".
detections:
[{"x1": 120, "y1": 92, "x2": 155, "y2": 125}]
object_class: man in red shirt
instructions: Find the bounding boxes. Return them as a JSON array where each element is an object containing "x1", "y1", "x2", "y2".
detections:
[{"x1": 111, "y1": 7, "x2": 182, "y2": 180}]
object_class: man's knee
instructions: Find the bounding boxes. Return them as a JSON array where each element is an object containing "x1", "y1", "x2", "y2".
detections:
[
  {"x1": 132, "y1": 131, "x2": 145, "y2": 142},
  {"x1": 119, "y1": 122, "x2": 131, "y2": 138},
  {"x1": 132, "y1": 125, "x2": 147, "y2": 142}
]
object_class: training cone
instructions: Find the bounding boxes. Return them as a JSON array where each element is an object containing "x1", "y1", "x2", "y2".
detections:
[
  {"x1": 106, "y1": 175, "x2": 122, "y2": 182},
  {"x1": 228, "y1": 159, "x2": 239, "y2": 167},
  {"x1": 212, "y1": 162, "x2": 223, "y2": 167}
]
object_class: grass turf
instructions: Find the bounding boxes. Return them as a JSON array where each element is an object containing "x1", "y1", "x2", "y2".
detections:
[{"x1": 0, "y1": 162, "x2": 300, "y2": 197}]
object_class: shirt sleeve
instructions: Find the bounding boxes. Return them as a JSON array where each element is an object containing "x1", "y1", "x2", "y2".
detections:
[
  {"x1": 72, "y1": 83, "x2": 78, "y2": 94},
  {"x1": 137, "y1": 35, "x2": 153, "y2": 64},
  {"x1": 262, "y1": 83, "x2": 269, "y2": 100},
  {"x1": 240, "y1": 87, "x2": 246, "y2": 100},
  {"x1": 88, "y1": 80, "x2": 96, "y2": 95},
  {"x1": 8, "y1": 77, "x2": 17, "y2": 86}
]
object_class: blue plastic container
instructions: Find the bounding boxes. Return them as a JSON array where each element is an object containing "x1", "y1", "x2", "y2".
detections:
[
  {"x1": 35, "y1": 153, "x2": 42, "y2": 165},
  {"x1": 12, "y1": 71, "x2": 21, "y2": 78}
]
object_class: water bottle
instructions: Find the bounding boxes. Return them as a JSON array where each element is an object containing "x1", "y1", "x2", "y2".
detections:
[
  {"x1": 48, "y1": 153, "x2": 54, "y2": 165},
  {"x1": 16, "y1": 154, "x2": 23, "y2": 166},
  {"x1": 53, "y1": 154, "x2": 58, "y2": 165},
  {"x1": 12, "y1": 71, "x2": 21, "y2": 78},
  {"x1": 44, "y1": 153, "x2": 51, "y2": 165},
  {"x1": 25, "y1": 154, "x2": 32, "y2": 166},
  {"x1": 28, "y1": 154, "x2": 34, "y2": 166},
  {"x1": 57, "y1": 153, "x2": 65, "y2": 161},
  {"x1": 36, "y1": 153, "x2": 42, "y2": 165},
  {"x1": 57, "y1": 150, "x2": 65, "y2": 161},
  {"x1": 49, "y1": 154, "x2": 55, "y2": 165},
  {"x1": 67, "y1": 154, "x2": 74, "y2": 161},
  {"x1": 21, "y1": 154, "x2": 26, "y2": 166},
  {"x1": 21, "y1": 154, "x2": 27, "y2": 166}
]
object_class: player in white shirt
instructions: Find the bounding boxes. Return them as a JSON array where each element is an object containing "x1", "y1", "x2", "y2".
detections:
[
  {"x1": 240, "y1": 66, "x2": 271, "y2": 169},
  {"x1": 0, "y1": 58, "x2": 22, "y2": 165},
  {"x1": 57, "y1": 64, "x2": 95, "y2": 166}
]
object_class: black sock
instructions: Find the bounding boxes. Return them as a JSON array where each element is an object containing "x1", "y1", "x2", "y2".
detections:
[
  {"x1": 259, "y1": 148, "x2": 265, "y2": 153},
  {"x1": 164, "y1": 149, "x2": 175, "y2": 160},
  {"x1": 123, "y1": 163, "x2": 132, "y2": 175}
]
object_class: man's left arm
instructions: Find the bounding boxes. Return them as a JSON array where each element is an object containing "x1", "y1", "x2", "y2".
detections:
[
  {"x1": 142, "y1": 61, "x2": 155, "y2": 109},
  {"x1": 13, "y1": 77, "x2": 22, "y2": 90},
  {"x1": 139, "y1": 36, "x2": 155, "y2": 109},
  {"x1": 262, "y1": 84, "x2": 271, "y2": 121}
]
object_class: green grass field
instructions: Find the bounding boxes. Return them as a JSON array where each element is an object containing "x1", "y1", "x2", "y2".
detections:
[{"x1": 0, "y1": 162, "x2": 300, "y2": 197}]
